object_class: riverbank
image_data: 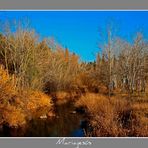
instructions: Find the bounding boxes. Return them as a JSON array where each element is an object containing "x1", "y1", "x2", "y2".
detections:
[
  {"x1": 1, "y1": 90, "x2": 148, "y2": 137},
  {"x1": 0, "y1": 96, "x2": 88, "y2": 137}
]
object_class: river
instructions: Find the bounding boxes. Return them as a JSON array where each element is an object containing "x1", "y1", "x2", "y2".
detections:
[{"x1": 0, "y1": 101, "x2": 88, "y2": 137}]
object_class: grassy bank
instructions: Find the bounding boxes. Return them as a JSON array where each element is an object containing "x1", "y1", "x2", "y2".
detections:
[{"x1": 75, "y1": 93, "x2": 148, "y2": 136}]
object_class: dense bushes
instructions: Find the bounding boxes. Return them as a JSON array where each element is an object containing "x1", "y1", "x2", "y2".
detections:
[{"x1": 0, "y1": 65, "x2": 53, "y2": 127}]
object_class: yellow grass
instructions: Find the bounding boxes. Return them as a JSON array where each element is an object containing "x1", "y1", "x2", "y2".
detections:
[
  {"x1": 75, "y1": 93, "x2": 112, "y2": 114},
  {"x1": 75, "y1": 93, "x2": 148, "y2": 136},
  {"x1": 133, "y1": 102, "x2": 148, "y2": 110}
]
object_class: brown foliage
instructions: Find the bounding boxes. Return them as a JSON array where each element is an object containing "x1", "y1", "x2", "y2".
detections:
[{"x1": 75, "y1": 93, "x2": 148, "y2": 136}]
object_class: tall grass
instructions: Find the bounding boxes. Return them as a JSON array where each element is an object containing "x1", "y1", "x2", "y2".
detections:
[{"x1": 75, "y1": 93, "x2": 148, "y2": 136}]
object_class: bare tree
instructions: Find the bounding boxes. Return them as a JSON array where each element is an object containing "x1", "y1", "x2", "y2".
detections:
[
  {"x1": 97, "y1": 23, "x2": 117, "y2": 99},
  {"x1": 116, "y1": 33, "x2": 148, "y2": 94}
]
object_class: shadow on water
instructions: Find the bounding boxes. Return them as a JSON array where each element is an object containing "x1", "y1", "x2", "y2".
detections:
[{"x1": 0, "y1": 101, "x2": 88, "y2": 137}]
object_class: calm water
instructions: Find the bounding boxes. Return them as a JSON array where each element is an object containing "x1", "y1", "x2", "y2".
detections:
[{"x1": 0, "y1": 101, "x2": 87, "y2": 137}]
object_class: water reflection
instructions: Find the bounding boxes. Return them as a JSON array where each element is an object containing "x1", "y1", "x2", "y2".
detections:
[
  {"x1": 72, "y1": 129, "x2": 84, "y2": 137},
  {"x1": 0, "y1": 101, "x2": 86, "y2": 137},
  {"x1": 25, "y1": 101, "x2": 85, "y2": 137}
]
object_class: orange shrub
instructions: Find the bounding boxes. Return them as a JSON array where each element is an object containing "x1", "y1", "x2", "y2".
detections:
[
  {"x1": 0, "y1": 90, "x2": 53, "y2": 127},
  {"x1": 0, "y1": 65, "x2": 16, "y2": 103},
  {"x1": 74, "y1": 73, "x2": 100, "y2": 93},
  {"x1": 0, "y1": 65, "x2": 23, "y2": 127},
  {"x1": 3, "y1": 105, "x2": 26, "y2": 127},
  {"x1": 25, "y1": 90, "x2": 53, "y2": 118},
  {"x1": 55, "y1": 91, "x2": 70, "y2": 100},
  {"x1": 0, "y1": 66, "x2": 53, "y2": 127},
  {"x1": 50, "y1": 91, "x2": 76, "y2": 105}
]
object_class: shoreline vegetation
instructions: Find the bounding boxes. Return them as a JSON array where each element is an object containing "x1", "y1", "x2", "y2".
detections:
[{"x1": 0, "y1": 22, "x2": 148, "y2": 136}]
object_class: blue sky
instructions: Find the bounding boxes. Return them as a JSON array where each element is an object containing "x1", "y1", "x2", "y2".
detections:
[{"x1": 0, "y1": 11, "x2": 148, "y2": 61}]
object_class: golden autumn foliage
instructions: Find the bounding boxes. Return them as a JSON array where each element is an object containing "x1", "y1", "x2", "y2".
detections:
[
  {"x1": 3, "y1": 105, "x2": 26, "y2": 127},
  {"x1": 0, "y1": 65, "x2": 16, "y2": 103},
  {"x1": 0, "y1": 65, "x2": 53, "y2": 127},
  {"x1": 52, "y1": 91, "x2": 72, "y2": 105},
  {"x1": 13, "y1": 90, "x2": 53, "y2": 122},
  {"x1": 73, "y1": 72, "x2": 100, "y2": 93},
  {"x1": 0, "y1": 65, "x2": 24, "y2": 127},
  {"x1": 0, "y1": 91, "x2": 53, "y2": 127},
  {"x1": 25, "y1": 90, "x2": 53, "y2": 116}
]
